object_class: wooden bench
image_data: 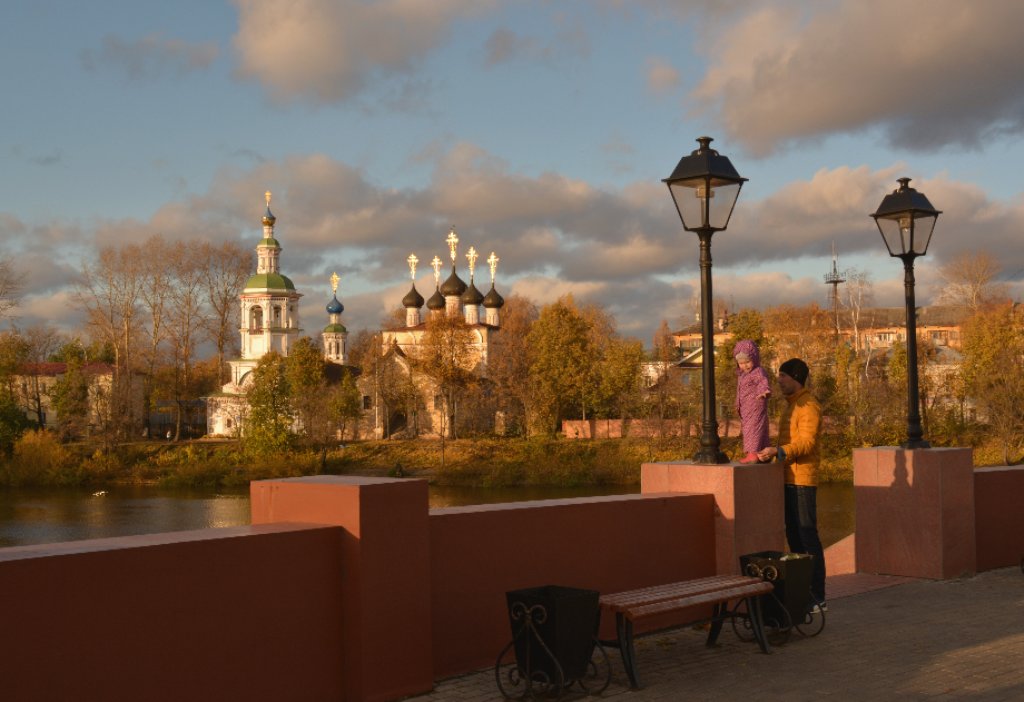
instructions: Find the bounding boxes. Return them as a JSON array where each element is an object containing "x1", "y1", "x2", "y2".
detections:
[{"x1": 599, "y1": 574, "x2": 776, "y2": 688}]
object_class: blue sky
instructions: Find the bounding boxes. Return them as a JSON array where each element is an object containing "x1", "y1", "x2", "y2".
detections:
[{"x1": 3, "y1": 0, "x2": 1024, "y2": 346}]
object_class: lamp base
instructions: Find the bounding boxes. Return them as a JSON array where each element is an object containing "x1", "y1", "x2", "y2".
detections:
[
  {"x1": 692, "y1": 448, "x2": 731, "y2": 465},
  {"x1": 901, "y1": 439, "x2": 931, "y2": 450}
]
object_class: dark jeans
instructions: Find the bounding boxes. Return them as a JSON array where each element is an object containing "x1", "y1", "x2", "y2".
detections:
[{"x1": 784, "y1": 484, "x2": 826, "y2": 603}]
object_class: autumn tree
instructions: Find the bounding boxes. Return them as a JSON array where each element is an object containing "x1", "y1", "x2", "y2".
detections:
[
  {"x1": 526, "y1": 298, "x2": 595, "y2": 435},
  {"x1": 243, "y1": 351, "x2": 292, "y2": 456},
  {"x1": 487, "y1": 294, "x2": 538, "y2": 435},
  {"x1": 50, "y1": 356, "x2": 91, "y2": 440},
  {"x1": 284, "y1": 337, "x2": 330, "y2": 448},
  {"x1": 960, "y1": 303, "x2": 1024, "y2": 463},
  {"x1": 415, "y1": 313, "x2": 476, "y2": 442}
]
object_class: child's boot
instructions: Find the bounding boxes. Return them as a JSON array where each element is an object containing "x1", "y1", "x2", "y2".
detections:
[{"x1": 740, "y1": 452, "x2": 759, "y2": 464}]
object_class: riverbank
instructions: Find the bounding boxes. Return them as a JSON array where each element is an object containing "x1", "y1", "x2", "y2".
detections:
[{"x1": 0, "y1": 431, "x2": 864, "y2": 490}]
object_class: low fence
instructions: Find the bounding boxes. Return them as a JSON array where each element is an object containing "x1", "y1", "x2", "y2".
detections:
[
  {"x1": 3, "y1": 460, "x2": 1020, "y2": 701},
  {"x1": 0, "y1": 524, "x2": 347, "y2": 702}
]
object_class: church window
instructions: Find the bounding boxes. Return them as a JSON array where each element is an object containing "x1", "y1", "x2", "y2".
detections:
[
  {"x1": 362, "y1": 395, "x2": 372, "y2": 410},
  {"x1": 252, "y1": 306, "x2": 263, "y2": 329}
]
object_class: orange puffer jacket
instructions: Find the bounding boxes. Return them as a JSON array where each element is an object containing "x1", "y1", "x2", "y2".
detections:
[{"x1": 777, "y1": 387, "x2": 822, "y2": 486}]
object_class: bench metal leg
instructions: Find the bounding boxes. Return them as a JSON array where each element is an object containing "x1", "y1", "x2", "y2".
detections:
[
  {"x1": 746, "y1": 595, "x2": 772, "y2": 654},
  {"x1": 615, "y1": 613, "x2": 642, "y2": 689},
  {"x1": 706, "y1": 602, "x2": 725, "y2": 646}
]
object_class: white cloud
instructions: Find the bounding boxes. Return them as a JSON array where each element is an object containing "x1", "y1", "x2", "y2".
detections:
[
  {"x1": 80, "y1": 34, "x2": 218, "y2": 80},
  {"x1": 691, "y1": 1, "x2": 1024, "y2": 155},
  {"x1": 231, "y1": 0, "x2": 493, "y2": 104},
  {"x1": 645, "y1": 57, "x2": 680, "y2": 95}
]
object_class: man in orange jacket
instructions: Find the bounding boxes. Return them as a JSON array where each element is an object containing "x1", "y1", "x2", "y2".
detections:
[{"x1": 757, "y1": 358, "x2": 826, "y2": 609}]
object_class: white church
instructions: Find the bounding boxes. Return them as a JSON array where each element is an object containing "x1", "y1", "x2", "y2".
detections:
[{"x1": 205, "y1": 193, "x2": 505, "y2": 439}]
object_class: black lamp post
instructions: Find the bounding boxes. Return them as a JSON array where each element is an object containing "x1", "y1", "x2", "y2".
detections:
[
  {"x1": 664, "y1": 136, "x2": 747, "y2": 464},
  {"x1": 871, "y1": 177, "x2": 941, "y2": 449}
]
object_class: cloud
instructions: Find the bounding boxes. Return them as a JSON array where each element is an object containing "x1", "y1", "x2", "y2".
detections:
[
  {"x1": 5, "y1": 143, "x2": 1023, "y2": 346},
  {"x1": 231, "y1": 0, "x2": 493, "y2": 104},
  {"x1": 645, "y1": 57, "x2": 680, "y2": 95},
  {"x1": 80, "y1": 34, "x2": 218, "y2": 80},
  {"x1": 691, "y1": 0, "x2": 1024, "y2": 155},
  {"x1": 483, "y1": 20, "x2": 591, "y2": 66}
]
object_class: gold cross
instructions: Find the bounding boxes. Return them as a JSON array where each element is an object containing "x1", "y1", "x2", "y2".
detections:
[
  {"x1": 407, "y1": 254, "x2": 418, "y2": 280},
  {"x1": 431, "y1": 255, "x2": 442, "y2": 285},
  {"x1": 466, "y1": 246, "x2": 478, "y2": 275},
  {"x1": 488, "y1": 252, "x2": 499, "y2": 283},
  {"x1": 446, "y1": 227, "x2": 459, "y2": 262},
  {"x1": 330, "y1": 271, "x2": 339, "y2": 293}
]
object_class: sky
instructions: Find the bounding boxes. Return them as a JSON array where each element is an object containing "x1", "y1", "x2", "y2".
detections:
[{"x1": 3, "y1": 0, "x2": 1024, "y2": 348}]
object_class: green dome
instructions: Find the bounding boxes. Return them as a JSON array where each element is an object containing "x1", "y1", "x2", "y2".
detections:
[
  {"x1": 323, "y1": 323, "x2": 348, "y2": 334},
  {"x1": 244, "y1": 272, "x2": 296, "y2": 291},
  {"x1": 256, "y1": 237, "x2": 281, "y2": 248}
]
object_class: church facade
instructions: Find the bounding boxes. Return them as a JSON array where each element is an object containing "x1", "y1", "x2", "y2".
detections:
[{"x1": 205, "y1": 194, "x2": 503, "y2": 440}]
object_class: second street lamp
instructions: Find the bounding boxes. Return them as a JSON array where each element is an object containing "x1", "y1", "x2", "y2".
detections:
[
  {"x1": 664, "y1": 136, "x2": 747, "y2": 464},
  {"x1": 871, "y1": 177, "x2": 941, "y2": 449}
]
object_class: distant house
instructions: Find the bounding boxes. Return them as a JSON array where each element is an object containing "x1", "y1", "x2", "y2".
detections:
[{"x1": 12, "y1": 361, "x2": 128, "y2": 434}]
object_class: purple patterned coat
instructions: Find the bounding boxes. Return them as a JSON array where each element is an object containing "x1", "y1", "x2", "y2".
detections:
[{"x1": 733, "y1": 339, "x2": 771, "y2": 455}]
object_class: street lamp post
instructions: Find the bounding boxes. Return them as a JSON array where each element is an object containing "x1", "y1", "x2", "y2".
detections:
[
  {"x1": 871, "y1": 177, "x2": 941, "y2": 449},
  {"x1": 664, "y1": 136, "x2": 747, "y2": 464}
]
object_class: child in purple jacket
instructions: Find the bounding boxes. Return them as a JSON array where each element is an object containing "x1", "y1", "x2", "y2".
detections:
[{"x1": 733, "y1": 339, "x2": 771, "y2": 464}]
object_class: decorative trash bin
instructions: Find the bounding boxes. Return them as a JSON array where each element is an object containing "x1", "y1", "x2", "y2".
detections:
[
  {"x1": 739, "y1": 551, "x2": 814, "y2": 628},
  {"x1": 505, "y1": 585, "x2": 599, "y2": 684}
]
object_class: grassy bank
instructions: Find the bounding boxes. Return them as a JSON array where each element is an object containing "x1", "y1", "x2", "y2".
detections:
[{"x1": 2, "y1": 428, "x2": 1005, "y2": 491}]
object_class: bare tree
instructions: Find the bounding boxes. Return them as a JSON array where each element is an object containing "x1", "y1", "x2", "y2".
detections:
[
  {"x1": 164, "y1": 247, "x2": 206, "y2": 439},
  {"x1": 76, "y1": 245, "x2": 144, "y2": 438},
  {"x1": 843, "y1": 268, "x2": 873, "y2": 352},
  {"x1": 138, "y1": 236, "x2": 171, "y2": 437},
  {"x1": 937, "y1": 251, "x2": 1006, "y2": 312},
  {"x1": 201, "y1": 241, "x2": 251, "y2": 385},
  {"x1": 0, "y1": 257, "x2": 24, "y2": 319}
]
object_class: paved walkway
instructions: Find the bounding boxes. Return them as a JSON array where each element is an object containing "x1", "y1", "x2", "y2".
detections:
[{"x1": 409, "y1": 566, "x2": 1024, "y2": 701}]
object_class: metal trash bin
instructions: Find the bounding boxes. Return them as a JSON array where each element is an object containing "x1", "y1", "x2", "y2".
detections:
[
  {"x1": 739, "y1": 551, "x2": 814, "y2": 628},
  {"x1": 505, "y1": 585, "x2": 599, "y2": 685}
]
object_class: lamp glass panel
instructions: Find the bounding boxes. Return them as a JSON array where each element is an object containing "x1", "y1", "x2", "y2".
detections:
[
  {"x1": 707, "y1": 181, "x2": 742, "y2": 230},
  {"x1": 668, "y1": 177, "x2": 709, "y2": 230},
  {"x1": 911, "y1": 214, "x2": 936, "y2": 255},
  {"x1": 875, "y1": 217, "x2": 904, "y2": 256}
]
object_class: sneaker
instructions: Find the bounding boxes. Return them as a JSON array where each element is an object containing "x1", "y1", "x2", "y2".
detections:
[{"x1": 809, "y1": 602, "x2": 828, "y2": 614}]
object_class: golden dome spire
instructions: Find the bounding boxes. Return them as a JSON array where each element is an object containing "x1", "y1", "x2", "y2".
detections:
[
  {"x1": 466, "y1": 246, "x2": 478, "y2": 277},
  {"x1": 330, "y1": 271, "x2": 339, "y2": 294},
  {"x1": 431, "y1": 255, "x2": 442, "y2": 287},
  {"x1": 407, "y1": 253, "x2": 418, "y2": 280},
  {"x1": 488, "y1": 251, "x2": 499, "y2": 284},
  {"x1": 446, "y1": 227, "x2": 459, "y2": 263}
]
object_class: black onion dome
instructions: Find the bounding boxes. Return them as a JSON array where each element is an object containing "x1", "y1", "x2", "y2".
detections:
[
  {"x1": 262, "y1": 203, "x2": 276, "y2": 227},
  {"x1": 402, "y1": 283, "x2": 425, "y2": 308},
  {"x1": 326, "y1": 294, "x2": 344, "y2": 315},
  {"x1": 482, "y1": 283, "x2": 505, "y2": 308},
  {"x1": 461, "y1": 279, "x2": 484, "y2": 305},
  {"x1": 439, "y1": 268, "x2": 467, "y2": 296},
  {"x1": 426, "y1": 288, "x2": 445, "y2": 310}
]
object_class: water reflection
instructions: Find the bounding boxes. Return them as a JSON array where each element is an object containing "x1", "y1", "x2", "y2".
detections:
[
  {"x1": 0, "y1": 482, "x2": 854, "y2": 549},
  {"x1": 0, "y1": 487, "x2": 250, "y2": 548}
]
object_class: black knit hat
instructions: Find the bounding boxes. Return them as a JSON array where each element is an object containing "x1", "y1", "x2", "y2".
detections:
[{"x1": 779, "y1": 358, "x2": 809, "y2": 386}]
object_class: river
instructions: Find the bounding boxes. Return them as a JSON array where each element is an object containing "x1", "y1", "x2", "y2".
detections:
[{"x1": 0, "y1": 482, "x2": 855, "y2": 549}]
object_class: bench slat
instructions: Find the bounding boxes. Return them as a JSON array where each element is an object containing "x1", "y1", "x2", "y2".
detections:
[
  {"x1": 600, "y1": 575, "x2": 764, "y2": 612},
  {"x1": 624, "y1": 582, "x2": 774, "y2": 620}
]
